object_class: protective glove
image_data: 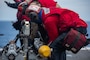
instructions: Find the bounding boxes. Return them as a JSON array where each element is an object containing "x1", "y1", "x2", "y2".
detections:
[{"x1": 4, "y1": 1, "x2": 10, "y2": 6}]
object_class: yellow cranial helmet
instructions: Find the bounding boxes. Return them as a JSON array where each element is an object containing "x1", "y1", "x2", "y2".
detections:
[{"x1": 38, "y1": 45, "x2": 51, "y2": 57}]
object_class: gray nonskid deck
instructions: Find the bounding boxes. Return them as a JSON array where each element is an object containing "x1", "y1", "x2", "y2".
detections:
[{"x1": 0, "y1": 47, "x2": 90, "y2": 60}]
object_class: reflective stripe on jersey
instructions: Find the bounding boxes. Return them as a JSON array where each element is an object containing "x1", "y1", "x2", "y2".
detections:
[{"x1": 42, "y1": 7, "x2": 50, "y2": 15}]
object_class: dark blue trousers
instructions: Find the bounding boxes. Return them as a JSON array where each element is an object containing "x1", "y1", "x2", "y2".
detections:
[{"x1": 50, "y1": 33, "x2": 67, "y2": 60}]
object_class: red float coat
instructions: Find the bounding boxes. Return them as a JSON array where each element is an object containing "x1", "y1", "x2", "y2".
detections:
[{"x1": 41, "y1": 7, "x2": 87, "y2": 43}]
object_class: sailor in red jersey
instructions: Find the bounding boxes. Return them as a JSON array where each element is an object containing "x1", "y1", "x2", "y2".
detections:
[
  {"x1": 26, "y1": 1, "x2": 87, "y2": 43},
  {"x1": 15, "y1": 0, "x2": 60, "y2": 29},
  {"x1": 25, "y1": 1, "x2": 88, "y2": 60}
]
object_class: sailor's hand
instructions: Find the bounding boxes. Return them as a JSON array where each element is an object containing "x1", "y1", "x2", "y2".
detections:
[{"x1": 4, "y1": 1, "x2": 10, "y2": 6}]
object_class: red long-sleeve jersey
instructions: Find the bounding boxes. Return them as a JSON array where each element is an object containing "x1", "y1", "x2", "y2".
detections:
[{"x1": 41, "y1": 7, "x2": 87, "y2": 43}]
